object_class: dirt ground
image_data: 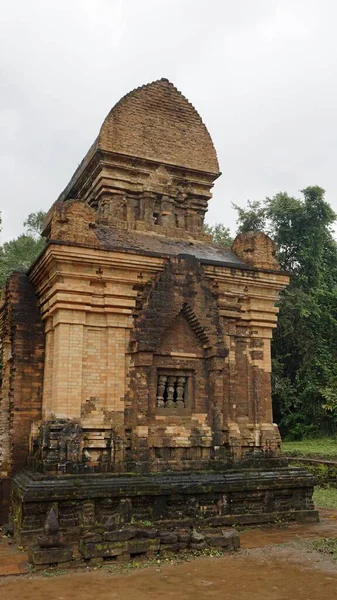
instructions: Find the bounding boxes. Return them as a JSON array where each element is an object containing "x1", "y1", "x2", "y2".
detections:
[
  {"x1": 1, "y1": 545, "x2": 337, "y2": 600},
  {"x1": 2, "y1": 510, "x2": 337, "y2": 600}
]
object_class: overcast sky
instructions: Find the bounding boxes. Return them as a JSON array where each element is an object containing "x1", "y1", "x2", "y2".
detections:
[{"x1": 1, "y1": 0, "x2": 337, "y2": 242}]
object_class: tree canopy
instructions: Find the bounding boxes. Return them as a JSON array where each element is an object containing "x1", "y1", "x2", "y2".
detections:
[
  {"x1": 23, "y1": 210, "x2": 46, "y2": 238},
  {"x1": 204, "y1": 223, "x2": 233, "y2": 247},
  {"x1": 0, "y1": 211, "x2": 46, "y2": 288},
  {"x1": 230, "y1": 187, "x2": 337, "y2": 438}
]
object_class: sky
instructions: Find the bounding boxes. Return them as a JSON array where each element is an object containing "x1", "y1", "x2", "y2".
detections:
[{"x1": 1, "y1": 0, "x2": 337, "y2": 242}]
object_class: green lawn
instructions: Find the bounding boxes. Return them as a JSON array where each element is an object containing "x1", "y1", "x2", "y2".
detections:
[
  {"x1": 313, "y1": 486, "x2": 337, "y2": 509},
  {"x1": 279, "y1": 438, "x2": 337, "y2": 509},
  {"x1": 282, "y1": 437, "x2": 337, "y2": 460}
]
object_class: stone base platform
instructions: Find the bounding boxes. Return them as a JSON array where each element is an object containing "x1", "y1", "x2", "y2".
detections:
[{"x1": 10, "y1": 460, "x2": 318, "y2": 546}]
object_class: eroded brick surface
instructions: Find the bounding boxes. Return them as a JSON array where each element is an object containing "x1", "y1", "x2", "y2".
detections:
[
  {"x1": 232, "y1": 231, "x2": 280, "y2": 270},
  {"x1": 0, "y1": 273, "x2": 44, "y2": 520},
  {"x1": 0, "y1": 273, "x2": 44, "y2": 475}
]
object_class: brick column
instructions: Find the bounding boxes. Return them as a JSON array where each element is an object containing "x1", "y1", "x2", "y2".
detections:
[
  {"x1": 42, "y1": 319, "x2": 54, "y2": 418},
  {"x1": 49, "y1": 313, "x2": 85, "y2": 419}
]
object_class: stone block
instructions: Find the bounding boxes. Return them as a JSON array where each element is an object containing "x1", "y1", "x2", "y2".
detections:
[
  {"x1": 82, "y1": 533, "x2": 103, "y2": 543},
  {"x1": 190, "y1": 530, "x2": 204, "y2": 543},
  {"x1": 89, "y1": 557, "x2": 103, "y2": 566},
  {"x1": 204, "y1": 533, "x2": 233, "y2": 548},
  {"x1": 177, "y1": 541, "x2": 188, "y2": 550},
  {"x1": 159, "y1": 531, "x2": 178, "y2": 544},
  {"x1": 79, "y1": 540, "x2": 127, "y2": 559},
  {"x1": 190, "y1": 541, "x2": 207, "y2": 550},
  {"x1": 221, "y1": 529, "x2": 240, "y2": 550},
  {"x1": 160, "y1": 542, "x2": 185, "y2": 551},
  {"x1": 28, "y1": 545, "x2": 73, "y2": 566},
  {"x1": 127, "y1": 538, "x2": 159, "y2": 554},
  {"x1": 136, "y1": 528, "x2": 158, "y2": 539},
  {"x1": 102, "y1": 527, "x2": 137, "y2": 542},
  {"x1": 177, "y1": 531, "x2": 191, "y2": 543},
  {"x1": 116, "y1": 553, "x2": 131, "y2": 562}
]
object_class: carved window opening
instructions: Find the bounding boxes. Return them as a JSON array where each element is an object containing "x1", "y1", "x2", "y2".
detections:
[
  {"x1": 153, "y1": 212, "x2": 159, "y2": 224},
  {"x1": 156, "y1": 373, "x2": 189, "y2": 409}
]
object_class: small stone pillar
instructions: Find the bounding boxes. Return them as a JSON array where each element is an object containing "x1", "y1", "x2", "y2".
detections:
[{"x1": 28, "y1": 508, "x2": 73, "y2": 567}]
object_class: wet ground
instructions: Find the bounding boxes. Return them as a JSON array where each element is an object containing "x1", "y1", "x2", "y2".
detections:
[
  {"x1": 2, "y1": 509, "x2": 337, "y2": 599},
  {"x1": 240, "y1": 507, "x2": 337, "y2": 547}
]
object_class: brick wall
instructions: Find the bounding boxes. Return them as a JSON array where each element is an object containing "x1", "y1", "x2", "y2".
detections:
[
  {"x1": 126, "y1": 255, "x2": 228, "y2": 470},
  {"x1": 0, "y1": 272, "x2": 44, "y2": 475}
]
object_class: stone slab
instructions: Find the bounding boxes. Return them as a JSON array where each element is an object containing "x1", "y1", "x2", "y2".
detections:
[
  {"x1": 28, "y1": 545, "x2": 73, "y2": 565},
  {"x1": 79, "y1": 540, "x2": 128, "y2": 559}
]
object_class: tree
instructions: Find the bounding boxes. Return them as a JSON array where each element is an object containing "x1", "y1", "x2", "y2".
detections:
[
  {"x1": 204, "y1": 223, "x2": 233, "y2": 246},
  {"x1": 23, "y1": 210, "x2": 45, "y2": 238},
  {"x1": 233, "y1": 200, "x2": 267, "y2": 233},
  {"x1": 234, "y1": 187, "x2": 337, "y2": 438},
  {"x1": 0, "y1": 211, "x2": 46, "y2": 288}
]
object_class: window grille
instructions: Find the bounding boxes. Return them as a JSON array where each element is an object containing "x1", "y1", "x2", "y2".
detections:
[{"x1": 156, "y1": 374, "x2": 187, "y2": 409}]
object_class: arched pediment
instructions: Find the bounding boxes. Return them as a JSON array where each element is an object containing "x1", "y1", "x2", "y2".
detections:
[
  {"x1": 157, "y1": 308, "x2": 207, "y2": 355},
  {"x1": 132, "y1": 256, "x2": 226, "y2": 357}
]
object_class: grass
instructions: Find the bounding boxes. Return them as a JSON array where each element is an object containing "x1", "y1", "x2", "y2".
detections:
[
  {"x1": 313, "y1": 486, "x2": 337, "y2": 509},
  {"x1": 101, "y1": 548, "x2": 224, "y2": 575},
  {"x1": 40, "y1": 569, "x2": 68, "y2": 578},
  {"x1": 310, "y1": 537, "x2": 337, "y2": 559},
  {"x1": 282, "y1": 437, "x2": 337, "y2": 460},
  {"x1": 281, "y1": 438, "x2": 337, "y2": 503}
]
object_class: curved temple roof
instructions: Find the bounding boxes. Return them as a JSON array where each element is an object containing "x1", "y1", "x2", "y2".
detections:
[
  {"x1": 97, "y1": 78, "x2": 220, "y2": 174},
  {"x1": 59, "y1": 78, "x2": 219, "y2": 200}
]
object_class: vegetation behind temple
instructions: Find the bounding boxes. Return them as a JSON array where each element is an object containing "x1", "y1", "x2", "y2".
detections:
[
  {"x1": 209, "y1": 186, "x2": 337, "y2": 439},
  {"x1": 0, "y1": 210, "x2": 45, "y2": 288},
  {"x1": 2, "y1": 187, "x2": 337, "y2": 440}
]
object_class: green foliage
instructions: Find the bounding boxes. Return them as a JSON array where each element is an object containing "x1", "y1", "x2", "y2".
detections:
[
  {"x1": 233, "y1": 199, "x2": 267, "y2": 233},
  {"x1": 234, "y1": 187, "x2": 337, "y2": 437},
  {"x1": 236, "y1": 187, "x2": 337, "y2": 286},
  {"x1": 23, "y1": 210, "x2": 46, "y2": 237},
  {"x1": 0, "y1": 211, "x2": 46, "y2": 288},
  {"x1": 204, "y1": 223, "x2": 233, "y2": 247},
  {"x1": 130, "y1": 517, "x2": 153, "y2": 527}
]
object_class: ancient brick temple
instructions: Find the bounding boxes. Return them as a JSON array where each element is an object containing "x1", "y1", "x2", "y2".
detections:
[{"x1": 0, "y1": 79, "x2": 317, "y2": 542}]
